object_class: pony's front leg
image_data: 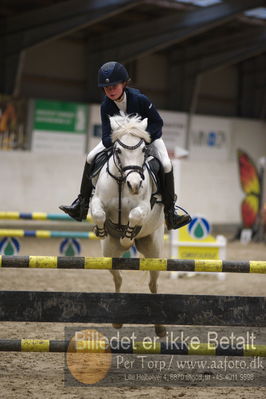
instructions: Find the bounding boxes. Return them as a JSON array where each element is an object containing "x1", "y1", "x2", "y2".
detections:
[
  {"x1": 120, "y1": 203, "x2": 149, "y2": 248},
  {"x1": 90, "y1": 196, "x2": 107, "y2": 238}
]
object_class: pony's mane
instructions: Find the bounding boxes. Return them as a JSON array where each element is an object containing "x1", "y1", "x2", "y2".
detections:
[{"x1": 110, "y1": 112, "x2": 151, "y2": 144}]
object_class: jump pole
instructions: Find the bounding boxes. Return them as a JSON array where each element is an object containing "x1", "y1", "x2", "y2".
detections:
[
  {"x1": 1, "y1": 256, "x2": 266, "y2": 273},
  {"x1": 0, "y1": 229, "x2": 97, "y2": 239},
  {"x1": 0, "y1": 211, "x2": 92, "y2": 222},
  {"x1": 0, "y1": 291, "x2": 265, "y2": 326},
  {"x1": 0, "y1": 339, "x2": 265, "y2": 357}
]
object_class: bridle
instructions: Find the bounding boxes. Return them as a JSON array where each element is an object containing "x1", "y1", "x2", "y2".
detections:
[
  {"x1": 114, "y1": 138, "x2": 147, "y2": 181},
  {"x1": 107, "y1": 138, "x2": 147, "y2": 183},
  {"x1": 106, "y1": 137, "x2": 148, "y2": 228}
]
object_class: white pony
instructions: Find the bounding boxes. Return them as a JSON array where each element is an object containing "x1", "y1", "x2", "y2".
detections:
[{"x1": 91, "y1": 113, "x2": 166, "y2": 337}]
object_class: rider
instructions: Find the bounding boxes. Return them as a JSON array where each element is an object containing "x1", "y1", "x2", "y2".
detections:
[{"x1": 60, "y1": 61, "x2": 191, "y2": 230}]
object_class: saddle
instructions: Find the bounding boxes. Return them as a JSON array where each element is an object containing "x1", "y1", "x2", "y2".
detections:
[{"x1": 91, "y1": 148, "x2": 112, "y2": 178}]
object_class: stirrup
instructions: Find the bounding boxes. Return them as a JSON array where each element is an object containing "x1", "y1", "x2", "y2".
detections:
[{"x1": 165, "y1": 204, "x2": 191, "y2": 230}]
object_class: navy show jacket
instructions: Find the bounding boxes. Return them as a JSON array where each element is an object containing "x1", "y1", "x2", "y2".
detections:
[{"x1": 100, "y1": 87, "x2": 163, "y2": 148}]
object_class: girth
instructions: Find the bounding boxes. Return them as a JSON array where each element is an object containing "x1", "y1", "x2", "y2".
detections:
[{"x1": 105, "y1": 219, "x2": 142, "y2": 239}]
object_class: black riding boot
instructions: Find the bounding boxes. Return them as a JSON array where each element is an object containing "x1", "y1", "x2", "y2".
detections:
[
  {"x1": 59, "y1": 162, "x2": 93, "y2": 222},
  {"x1": 162, "y1": 168, "x2": 191, "y2": 230}
]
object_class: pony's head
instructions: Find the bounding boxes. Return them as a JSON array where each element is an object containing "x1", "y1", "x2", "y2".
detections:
[{"x1": 109, "y1": 113, "x2": 150, "y2": 195}]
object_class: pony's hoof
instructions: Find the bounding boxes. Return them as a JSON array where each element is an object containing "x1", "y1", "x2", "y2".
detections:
[
  {"x1": 155, "y1": 325, "x2": 166, "y2": 338},
  {"x1": 112, "y1": 323, "x2": 123, "y2": 329},
  {"x1": 120, "y1": 237, "x2": 134, "y2": 249}
]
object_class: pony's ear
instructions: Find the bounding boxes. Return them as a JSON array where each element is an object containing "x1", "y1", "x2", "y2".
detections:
[
  {"x1": 109, "y1": 115, "x2": 120, "y2": 131},
  {"x1": 140, "y1": 118, "x2": 148, "y2": 131}
]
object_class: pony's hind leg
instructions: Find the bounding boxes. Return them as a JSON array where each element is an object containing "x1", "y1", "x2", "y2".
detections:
[
  {"x1": 149, "y1": 270, "x2": 166, "y2": 338},
  {"x1": 110, "y1": 270, "x2": 122, "y2": 293},
  {"x1": 110, "y1": 270, "x2": 123, "y2": 330},
  {"x1": 149, "y1": 270, "x2": 159, "y2": 294},
  {"x1": 135, "y1": 229, "x2": 166, "y2": 338},
  {"x1": 102, "y1": 236, "x2": 123, "y2": 329}
]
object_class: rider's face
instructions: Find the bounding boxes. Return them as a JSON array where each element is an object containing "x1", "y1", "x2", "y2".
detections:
[{"x1": 104, "y1": 83, "x2": 126, "y2": 101}]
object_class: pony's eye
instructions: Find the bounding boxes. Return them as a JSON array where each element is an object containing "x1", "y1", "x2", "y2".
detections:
[
  {"x1": 142, "y1": 147, "x2": 146, "y2": 153},
  {"x1": 116, "y1": 148, "x2": 121, "y2": 154}
]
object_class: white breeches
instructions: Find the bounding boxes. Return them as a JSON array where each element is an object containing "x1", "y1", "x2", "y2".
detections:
[
  {"x1": 86, "y1": 137, "x2": 172, "y2": 173},
  {"x1": 86, "y1": 141, "x2": 106, "y2": 163},
  {"x1": 150, "y1": 138, "x2": 172, "y2": 173}
]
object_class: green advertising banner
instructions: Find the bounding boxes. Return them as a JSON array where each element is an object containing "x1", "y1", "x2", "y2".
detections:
[
  {"x1": 34, "y1": 99, "x2": 87, "y2": 134},
  {"x1": 32, "y1": 99, "x2": 89, "y2": 153}
]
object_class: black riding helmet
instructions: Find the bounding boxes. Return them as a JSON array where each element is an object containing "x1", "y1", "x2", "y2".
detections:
[{"x1": 98, "y1": 61, "x2": 129, "y2": 87}]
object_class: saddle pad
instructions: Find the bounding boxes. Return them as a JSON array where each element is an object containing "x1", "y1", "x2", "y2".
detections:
[
  {"x1": 146, "y1": 156, "x2": 162, "y2": 193},
  {"x1": 91, "y1": 149, "x2": 112, "y2": 178}
]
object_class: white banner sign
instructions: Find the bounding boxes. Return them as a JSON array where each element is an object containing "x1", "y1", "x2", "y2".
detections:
[
  {"x1": 189, "y1": 115, "x2": 231, "y2": 161},
  {"x1": 159, "y1": 111, "x2": 187, "y2": 158}
]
